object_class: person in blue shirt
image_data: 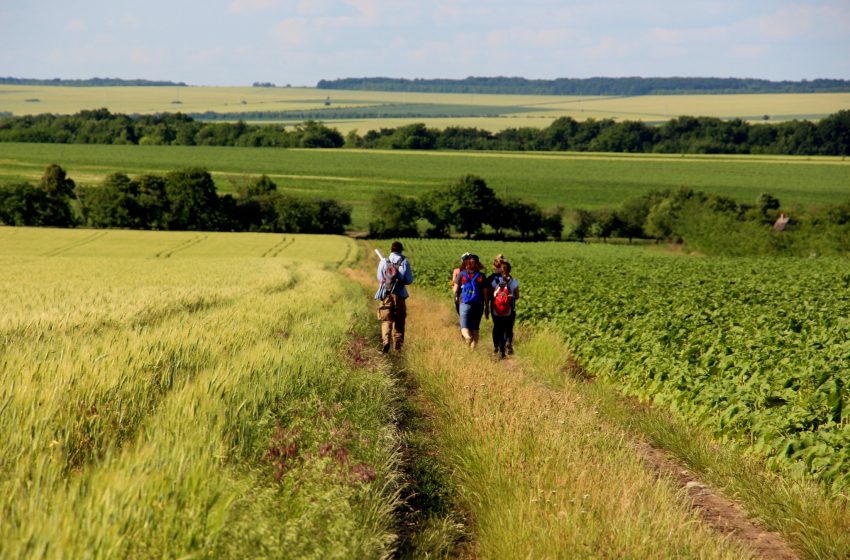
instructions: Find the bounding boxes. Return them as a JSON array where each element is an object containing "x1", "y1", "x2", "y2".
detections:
[
  {"x1": 375, "y1": 241, "x2": 414, "y2": 353},
  {"x1": 453, "y1": 254, "x2": 488, "y2": 350}
]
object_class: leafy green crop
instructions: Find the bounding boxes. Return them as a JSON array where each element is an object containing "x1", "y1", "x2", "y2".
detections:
[{"x1": 400, "y1": 239, "x2": 850, "y2": 489}]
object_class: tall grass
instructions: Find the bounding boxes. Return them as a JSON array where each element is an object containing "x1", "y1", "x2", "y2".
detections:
[
  {"x1": 394, "y1": 283, "x2": 753, "y2": 558},
  {"x1": 1, "y1": 230, "x2": 399, "y2": 558}
]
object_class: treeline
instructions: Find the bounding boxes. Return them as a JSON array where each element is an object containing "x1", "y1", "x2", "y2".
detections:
[
  {"x1": 2, "y1": 109, "x2": 848, "y2": 155},
  {"x1": 369, "y1": 174, "x2": 563, "y2": 240},
  {"x1": 566, "y1": 188, "x2": 850, "y2": 256},
  {"x1": 317, "y1": 76, "x2": 850, "y2": 95},
  {"x1": 0, "y1": 77, "x2": 187, "y2": 87},
  {"x1": 0, "y1": 165, "x2": 351, "y2": 233},
  {"x1": 0, "y1": 109, "x2": 344, "y2": 147},
  {"x1": 351, "y1": 114, "x2": 850, "y2": 155}
]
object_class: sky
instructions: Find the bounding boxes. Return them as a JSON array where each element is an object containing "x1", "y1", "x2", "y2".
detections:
[{"x1": 1, "y1": 0, "x2": 848, "y2": 86}]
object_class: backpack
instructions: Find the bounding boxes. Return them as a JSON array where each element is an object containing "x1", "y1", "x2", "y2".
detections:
[
  {"x1": 492, "y1": 276, "x2": 513, "y2": 317},
  {"x1": 382, "y1": 256, "x2": 405, "y2": 295},
  {"x1": 459, "y1": 271, "x2": 483, "y2": 305}
]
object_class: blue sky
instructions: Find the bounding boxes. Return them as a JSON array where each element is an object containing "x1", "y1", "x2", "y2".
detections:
[{"x1": 1, "y1": 0, "x2": 848, "y2": 86}]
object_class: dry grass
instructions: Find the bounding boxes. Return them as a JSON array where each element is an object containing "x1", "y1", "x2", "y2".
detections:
[{"x1": 396, "y1": 285, "x2": 754, "y2": 559}]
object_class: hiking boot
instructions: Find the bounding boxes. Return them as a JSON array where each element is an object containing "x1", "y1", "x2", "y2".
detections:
[
  {"x1": 506, "y1": 344, "x2": 514, "y2": 355},
  {"x1": 493, "y1": 347, "x2": 500, "y2": 355},
  {"x1": 393, "y1": 341, "x2": 403, "y2": 352},
  {"x1": 500, "y1": 350, "x2": 507, "y2": 359},
  {"x1": 382, "y1": 342, "x2": 390, "y2": 353}
]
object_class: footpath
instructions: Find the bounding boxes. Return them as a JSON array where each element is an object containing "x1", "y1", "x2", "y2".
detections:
[{"x1": 349, "y1": 265, "x2": 802, "y2": 559}]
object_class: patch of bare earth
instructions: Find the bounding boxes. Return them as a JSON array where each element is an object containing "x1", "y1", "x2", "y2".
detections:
[{"x1": 633, "y1": 440, "x2": 798, "y2": 560}]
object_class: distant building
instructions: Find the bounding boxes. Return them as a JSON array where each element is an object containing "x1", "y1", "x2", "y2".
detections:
[{"x1": 773, "y1": 212, "x2": 790, "y2": 232}]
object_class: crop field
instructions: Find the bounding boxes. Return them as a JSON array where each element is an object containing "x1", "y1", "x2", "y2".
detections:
[
  {"x1": 1, "y1": 142, "x2": 848, "y2": 230},
  {"x1": 402, "y1": 239, "x2": 850, "y2": 490},
  {"x1": 4, "y1": 226, "x2": 850, "y2": 557},
  {"x1": 1, "y1": 85, "x2": 848, "y2": 130},
  {"x1": 0, "y1": 228, "x2": 409, "y2": 558}
]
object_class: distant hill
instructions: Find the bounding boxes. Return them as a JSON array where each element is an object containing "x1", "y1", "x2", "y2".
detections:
[
  {"x1": 317, "y1": 76, "x2": 850, "y2": 95},
  {"x1": 0, "y1": 77, "x2": 187, "y2": 87}
]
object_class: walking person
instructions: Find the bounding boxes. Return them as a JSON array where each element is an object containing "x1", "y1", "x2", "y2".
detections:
[
  {"x1": 375, "y1": 241, "x2": 414, "y2": 353},
  {"x1": 452, "y1": 252, "x2": 471, "y2": 313},
  {"x1": 489, "y1": 260, "x2": 520, "y2": 359},
  {"x1": 454, "y1": 254, "x2": 488, "y2": 349}
]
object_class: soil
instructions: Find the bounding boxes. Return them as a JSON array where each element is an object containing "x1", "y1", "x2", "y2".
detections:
[{"x1": 633, "y1": 440, "x2": 798, "y2": 560}]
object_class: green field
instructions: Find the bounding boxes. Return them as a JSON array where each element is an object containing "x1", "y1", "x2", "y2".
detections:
[
  {"x1": 404, "y1": 238, "x2": 850, "y2": 489},
  {"x1": 1, "y1": 85, "x2": 848, "y2": 131},
  {"x1": 1, "y1": 142, "x2": 848, "y2": 230},
  {"x1": 5, "y1": 227, "x2": 850, "y2": 557}
]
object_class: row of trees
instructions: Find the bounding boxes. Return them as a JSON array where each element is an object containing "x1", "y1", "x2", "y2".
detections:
[
  {"x1": 0, "y1": 77, "x2": 186, "y2": 86},
  {"x1": 0, "y1": 166, "x2": 351, "y2": 234},
  {"x1": 317, "y1": 77, "x2": 850, "y2": 95},
  {"x1": 349, "y1": 113, "x2": 850, "y2": 155},
  {"x1": 2, "y1": 109, "x2": 848, "y2": 155},
  {"x1": 369, "y1": 175, "x2": 563, "y2": 240},
  {"x1": 566, "y1": 188, "x2": 850, "y2": 256},
  {"x1": 0, "y1": 110, "x2": 344, "y2": 148}
]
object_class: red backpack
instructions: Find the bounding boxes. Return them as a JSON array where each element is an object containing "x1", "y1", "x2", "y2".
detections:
[{"x1": 492, "y1": 276, "x2": 513, "y2": 317}]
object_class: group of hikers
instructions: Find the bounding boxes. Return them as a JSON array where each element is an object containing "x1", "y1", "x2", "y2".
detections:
[{"x1": 375, "y1": 242, "x2": 520, "y2": 359}]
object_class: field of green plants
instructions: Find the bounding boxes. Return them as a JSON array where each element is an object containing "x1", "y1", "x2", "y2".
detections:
[
  {"x1": 402, "y1": 239, "x2": 850, "y2": 489},
  {"x1": 2, "y1": 142, "x2": 848, "y2": 229},
  {"x1": 0, "y1": 228, "x2": 408, "y2": 558}
]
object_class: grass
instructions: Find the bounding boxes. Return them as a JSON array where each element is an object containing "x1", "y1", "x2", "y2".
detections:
[
  {"x1": 359, "y1": 258, "x2": 754, "y2": 558},
  {"x1": 0, "y1": 228, "x2": 400, "y2": 558},
  {"x1": 1, "y1": 142, "x2": 848, "y2": 230},
  {"x1": 2, "y1": 85, "x2": 848, "y2": 128},
  {"x1": 520, "y1": 328, "x2": 850, "y2": 559}
]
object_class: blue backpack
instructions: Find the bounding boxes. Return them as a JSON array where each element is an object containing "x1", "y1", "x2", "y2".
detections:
[{"x1": 459, "y1": 271, "x2": 483, "y2": 305}]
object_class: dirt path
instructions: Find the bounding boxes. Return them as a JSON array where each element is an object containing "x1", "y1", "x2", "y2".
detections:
[
  {"x1": 348, "y1": 263, "x2": 799, "y2": 558},
  {"x1": 633, "y1": 440, "x2": 798, "y2": 559}
]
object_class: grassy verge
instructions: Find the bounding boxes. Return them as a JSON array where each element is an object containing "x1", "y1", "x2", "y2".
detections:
[
  {"x1": 519, "y1": 328, "x2": 850, "y2": 559},
  {"x1": 388, "y1": 283, "x2": 754, "y2": 558}
]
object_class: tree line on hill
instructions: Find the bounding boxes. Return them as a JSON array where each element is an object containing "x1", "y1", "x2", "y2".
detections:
[
  {"x1": 1, "y1": 109, "x2": 848, "y2": 155},
  {"x1": 317, "y1": 77, "x2": 850, "y2": 95},
  {"x1": 0, "y1": 165, "x2": 351, "y2": 233},
  {"x1": 0, "y1": 77, "x2": 187, "y2": 87},
  {"x1": 564, "y1": 188, "x2": 850, "y2": 256},
  {"x1": 369, "y1": 174, "x2": 563, "y2": 240}
]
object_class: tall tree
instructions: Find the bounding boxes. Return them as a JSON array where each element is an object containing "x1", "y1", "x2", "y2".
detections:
[{"x1": 165, "y1": 168, "x2": 221, "y2": 230}]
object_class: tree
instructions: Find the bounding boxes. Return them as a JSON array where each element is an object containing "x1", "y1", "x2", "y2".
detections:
[
  {"x1": 567, "y1": 209, "x2": 595, "y2": 241},
  {"x1": 244, "y1": 174, "x2": 277, "y2": 197},
  {"x1": 389, "y1": 123, "x2": 437, "y2": 150},
  {"x1": 296, "y1": 121, "x2": 344, "y2": 148},
  {"x1": 542, "y1": 208, "x2": 564, "y2": 239},
  {"x1": 165, "y1": 168, "x2": 221, "y2": 230},
  {"x1": 78, "y1": 173, "x2": 137, "y2": 228},
  {"x1": 502, "y1": 198, "x2": 544, "y2": 238},
  {"x1": 0, "y1": 182, "x2": 51, "y2": 226},
  {"x1": 590, "y1": 208, "x2": 624, "y2": 241},
  {"x1": 135, "y1": 174, "x2": 169, "y2": 229},
  {"x1": 368, "y1": 191, "x2": 420, "y2": 237},
  {"x1": 442, "y1": 174, "x2": 500, "y2": 238},
  {"x1": 818, "y1": 109, "x2": 850, "y2": 155},
  {"x1": 40, "y1": 164, "x2": 76, "y2": 199}
]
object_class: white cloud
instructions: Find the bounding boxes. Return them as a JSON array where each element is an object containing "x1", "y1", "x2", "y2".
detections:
[
  {"x1": 228, "y1": 0, "x2": 282, "y2": 13},
  {"x1": 67, "y1": 19, "x2": 84, "y2": 32},
  {"x1": 274, "y1": 18, "x2": 308, "y2": 46},
  {"x1": 130, "y1": 47, "x2": 168, "y2": 66}
]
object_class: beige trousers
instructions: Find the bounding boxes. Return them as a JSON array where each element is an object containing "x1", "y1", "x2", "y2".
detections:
[{"x1": 381, "y1": 294, "x2": 407, "y2": 348}]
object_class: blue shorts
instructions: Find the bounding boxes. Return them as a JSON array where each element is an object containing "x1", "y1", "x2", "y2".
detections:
[{"x1": 459, "y1": 302, "x2": 484, "y2": 331}]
